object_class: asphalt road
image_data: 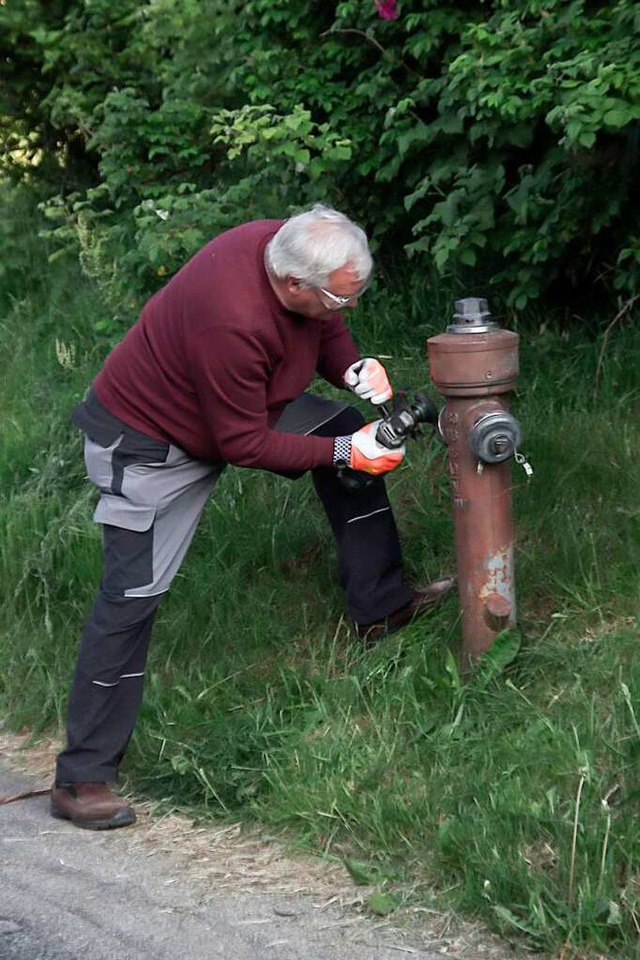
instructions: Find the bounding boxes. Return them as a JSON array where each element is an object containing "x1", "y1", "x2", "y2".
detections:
[{"x1": 0, "y1": 765, "x2": 482, "y2": 960}]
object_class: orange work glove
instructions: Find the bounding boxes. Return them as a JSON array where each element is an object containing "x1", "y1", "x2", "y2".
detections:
[{"x1": 333, "y1": 422, "x2": 405, "y2": 476}]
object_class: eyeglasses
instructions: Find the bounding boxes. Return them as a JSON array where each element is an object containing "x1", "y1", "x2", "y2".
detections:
[{"x1": 315, "y1": 281, "x2": 369, "y2": 309}]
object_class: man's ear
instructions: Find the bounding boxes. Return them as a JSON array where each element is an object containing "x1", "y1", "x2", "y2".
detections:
[
  {"x1": 284, "y1": 277, "x2": 310, "y2": 306},
  {"x1": 286, "y1": 277, "x2": 303, "y2": 295}
]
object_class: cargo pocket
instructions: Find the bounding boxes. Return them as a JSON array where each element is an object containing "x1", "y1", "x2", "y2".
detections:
[
  {"x1": 93, "y1": 495, "x2": 156, "y2": 532},
  {"x1": 100, "y1": 511, "x2": 156, "y2": 593}
]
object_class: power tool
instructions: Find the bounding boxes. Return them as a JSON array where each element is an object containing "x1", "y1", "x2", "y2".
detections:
[{"x1": 338, "y1": 391, "x2": 439, "y2": 491}]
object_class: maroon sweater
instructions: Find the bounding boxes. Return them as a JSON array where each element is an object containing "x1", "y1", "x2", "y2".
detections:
[{"x1": 94, "y1": 220, "x2": 360, "y2": 471}]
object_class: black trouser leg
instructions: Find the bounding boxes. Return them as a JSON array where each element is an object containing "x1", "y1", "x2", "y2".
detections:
[
  {"x1": 309, "y1": 407, "x2": 413, "y2": 625},
  {"x1": 56, "y1": 398, "x2": 221, "y2": 785},
  {"x1": 55, "y1": 590, "x2": 160, "y2": 784}
]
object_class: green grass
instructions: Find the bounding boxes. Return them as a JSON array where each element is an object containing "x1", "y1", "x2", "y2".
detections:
[{"x1": 1, "y1": 192, "x2": 640, "y2": 959}]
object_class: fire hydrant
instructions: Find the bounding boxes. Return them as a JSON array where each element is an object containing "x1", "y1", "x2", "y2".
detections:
[{"x1": 427, "y1": 298, "x2": 523, "y2": 663}]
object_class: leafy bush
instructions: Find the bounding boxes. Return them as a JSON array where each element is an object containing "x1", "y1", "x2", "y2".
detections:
[{"x1": 3, "y1": 0, "x2": 640, "y2": 313}]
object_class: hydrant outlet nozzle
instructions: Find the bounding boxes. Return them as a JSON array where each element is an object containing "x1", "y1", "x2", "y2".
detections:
[{"x1": 469, "y1": 410, "x2": 522, "y2": 464}]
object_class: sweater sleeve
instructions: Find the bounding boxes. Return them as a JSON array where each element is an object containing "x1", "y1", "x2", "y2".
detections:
[
  {"x1": 315, "y1": 313, "x2": 360, "y2": 388},
  {"x1": 189, "y1": 327, "x2": 335, "y2": 472}
]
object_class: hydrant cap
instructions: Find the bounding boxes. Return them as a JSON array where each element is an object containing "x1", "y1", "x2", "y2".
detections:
[{"x1": 449, "y1": 298, "x2": 498, "y2": 334}]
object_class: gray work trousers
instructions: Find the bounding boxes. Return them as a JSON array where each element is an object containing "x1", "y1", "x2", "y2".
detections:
[{"x1": 55, "y1": 391, "x2": 412, "y2": 783}]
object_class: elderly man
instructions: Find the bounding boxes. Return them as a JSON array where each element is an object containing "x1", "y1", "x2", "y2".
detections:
[{"x1": 52, "y1": 204, "x2": 454, "y2": 829}]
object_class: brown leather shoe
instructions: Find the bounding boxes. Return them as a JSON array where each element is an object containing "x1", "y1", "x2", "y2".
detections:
[
  {"x1": 355, "y1": 576, "x2": 456, "y2": 645},
  {"x1": 51, "y1": 782, "x2": 136, "y2": 830}
]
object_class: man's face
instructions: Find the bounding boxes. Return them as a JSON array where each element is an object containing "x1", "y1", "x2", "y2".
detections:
[{"x1": 287, "y1": 265, "x2": 368, "y2": 320}]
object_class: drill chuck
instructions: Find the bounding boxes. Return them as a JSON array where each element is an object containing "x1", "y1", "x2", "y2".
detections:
[{"x1": 375, "y1": 393, "x2": 438, "y2": 449}]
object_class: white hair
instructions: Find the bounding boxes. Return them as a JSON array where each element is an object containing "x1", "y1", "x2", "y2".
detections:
[{"x1": 265, "y1": 203, "x2": 373, "y2": 286}]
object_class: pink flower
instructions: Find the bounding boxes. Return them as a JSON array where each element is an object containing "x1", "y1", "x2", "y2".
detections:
[{"x1": 375, "y1": 0, "x2": 399, "y2": 20}]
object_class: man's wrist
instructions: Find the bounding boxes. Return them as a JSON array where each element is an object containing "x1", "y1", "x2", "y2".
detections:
[{"x1": 333, "y1": 435, "x2": 352, "y2": 467}]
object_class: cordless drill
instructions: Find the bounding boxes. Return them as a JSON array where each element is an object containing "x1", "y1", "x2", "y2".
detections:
[{"x1": 338, "y1": 391, "x2": 439, "y2": 491}]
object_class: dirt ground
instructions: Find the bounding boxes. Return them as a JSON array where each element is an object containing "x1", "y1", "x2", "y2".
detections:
[{"x1": 1, "y1": 727, "x2": 546, "y2": 959}]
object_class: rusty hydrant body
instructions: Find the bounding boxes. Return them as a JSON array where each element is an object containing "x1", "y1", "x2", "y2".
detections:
[{"x1": 427, "y1": 299, "x2": 520, "y2": 662}]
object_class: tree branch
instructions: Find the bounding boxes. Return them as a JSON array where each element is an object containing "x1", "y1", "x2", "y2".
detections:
[
  {"x1": 320, "y1": 27, "x2": 424, "y2": 80},
  {"x1": 594, "y1": 293, "x2": 640, "y2": 397}
]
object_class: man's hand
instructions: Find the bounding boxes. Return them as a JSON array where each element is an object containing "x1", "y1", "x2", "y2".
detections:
[
  {"x1": 343, "y1": 358, "x2": 392, "y2": 406},
  {"x1": 335, "y1": 421, "x2": 405, "y2": 476}
]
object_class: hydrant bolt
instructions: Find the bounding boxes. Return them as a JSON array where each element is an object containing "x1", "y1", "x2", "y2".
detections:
[{"x1": 448, "y1": 298, "x2": 496, "y2": 334}]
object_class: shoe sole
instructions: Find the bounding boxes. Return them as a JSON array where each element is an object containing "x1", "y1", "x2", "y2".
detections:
[{"x1": 51, "y1": 805, "x2": 136, "y2": 830}]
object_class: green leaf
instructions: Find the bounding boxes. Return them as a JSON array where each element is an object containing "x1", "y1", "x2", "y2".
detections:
[
  {"x1": 474, "y1": 629, "x2": 521, "y2": 689},
  {"x1": 492, "y1": 904, "x2": 541, "y2": 938},
  {"x1": 344, "y1": 858, "x2": 375, "y2": 886},
  {"x1": 434, "y1": 245, "x2": 451, "y2": 271},
  {"x1": 593, "y1": 899, "x2": 622, "y2": 926},
  {"x1": 577, "y1": 130, "x2": 596, "y2": 148},
  {"x1": 603, "y1": 108, "x2": 632, "y2": 128},
  {"x1": 444, "y1": 648, "x2": 462, "y2": 690},
  {"x1": 366, "y1": 893, "x2": 398, "y2": 916},
  {"x1": 327, "y1": 145, "x2": 352, "y2": 161}
]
